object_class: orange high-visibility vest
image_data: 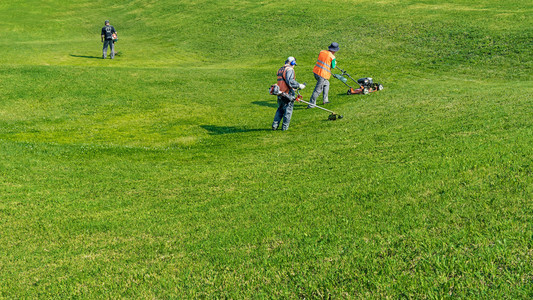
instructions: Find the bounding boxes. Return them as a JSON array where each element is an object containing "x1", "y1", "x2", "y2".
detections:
[
  {"x1": 277, "y1": 65, "x2": 295, "y2": 93},
  {"x1": 313, "y1": 50, "x2": 335, "y2": 80}
]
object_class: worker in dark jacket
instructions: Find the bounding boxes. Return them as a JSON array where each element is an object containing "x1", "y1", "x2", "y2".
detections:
[{"x1": 101, "y1": 20, "x2": 117, "y2": 59}]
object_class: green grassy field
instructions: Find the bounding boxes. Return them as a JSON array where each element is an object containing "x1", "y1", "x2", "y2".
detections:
[{"x1": 1, "y1": 0, "x2": 532, "y2": 298}]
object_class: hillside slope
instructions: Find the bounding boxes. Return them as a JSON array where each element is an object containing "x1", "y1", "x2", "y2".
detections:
[{"x1": 0, "y1": 0, "x2": 531, "y2": 298}]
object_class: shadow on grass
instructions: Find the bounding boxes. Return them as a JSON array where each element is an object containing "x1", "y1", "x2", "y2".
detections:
[
  {"x1": 70, "y1": 54, "x2": 102, "y2": 59},
  {"x1": 252, "y1": 100, "x2": 277, "y2": 108},
  {"x1": 201, "y1": 125, "x2": 270, "y2": 135}
]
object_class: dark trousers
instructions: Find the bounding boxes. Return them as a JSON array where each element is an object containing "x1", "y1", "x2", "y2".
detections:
[
  {"x1": 272, "y1": 96, "x2": 294, "y2": 131},
  {"x1": 103, "y1": 40, "x2": 115, "y2": 59}
]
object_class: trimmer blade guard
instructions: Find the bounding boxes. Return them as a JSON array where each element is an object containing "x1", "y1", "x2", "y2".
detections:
[{"x1": 328, "y1": 113, "x2": 343, "y2": 120}]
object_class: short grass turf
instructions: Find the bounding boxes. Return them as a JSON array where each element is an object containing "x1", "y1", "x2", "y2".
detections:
[{"x1": 0, "y1": 0, "x2": 532, "y2": 298}]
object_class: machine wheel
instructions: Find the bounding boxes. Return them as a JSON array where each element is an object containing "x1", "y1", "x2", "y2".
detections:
[
  {"x1": 347, "y1": 89, "x2": 352, "y2": 95},
  {"x1": 378, "y1": 84, "x2": 384, "y2": 91},
  {"x1": 363, "y1": 88, "x2": 369, "y2": 95}
]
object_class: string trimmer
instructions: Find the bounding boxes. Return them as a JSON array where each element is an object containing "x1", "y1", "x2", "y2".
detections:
[{"x1": 296, "y1": 86, "x2": 343, "y2": 120}]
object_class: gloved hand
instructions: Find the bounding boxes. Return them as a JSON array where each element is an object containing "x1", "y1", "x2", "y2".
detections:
[{"x1": 299, "y1": 83, "x2": 306, "y2": 90}]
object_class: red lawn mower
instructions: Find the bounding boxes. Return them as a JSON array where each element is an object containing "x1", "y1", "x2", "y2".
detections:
[{"x1": 332, "y1": 66, "x2": 383, "y2": 95}]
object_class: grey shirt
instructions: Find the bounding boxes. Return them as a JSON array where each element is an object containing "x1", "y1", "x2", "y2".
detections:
[{"x1": 283, "y1": 66, "x2": 301, "y2": 96}]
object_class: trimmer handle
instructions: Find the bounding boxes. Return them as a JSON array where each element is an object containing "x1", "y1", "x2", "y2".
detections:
[{"x1": 295, "y1": 82, "x2": 306, "y2": 101}]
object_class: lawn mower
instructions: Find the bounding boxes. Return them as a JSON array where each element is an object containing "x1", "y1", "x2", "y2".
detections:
[
  {"x1": 332, "y1": 66, "x2": 383, "y2": 95},
  {"x1": 295, "y1": 86, "x2": 343, "y2": 120}
]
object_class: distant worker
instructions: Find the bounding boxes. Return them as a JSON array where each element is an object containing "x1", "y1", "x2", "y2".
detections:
[
  {"x1": 101, "y1": 20, "x2": 117, "y2": 59},
  {"x1": 308, "y1": 42, "x2": 339, "y2": 108},
  {"x1": 272, "y1": 56, "x2": 306, "y2": 131}
]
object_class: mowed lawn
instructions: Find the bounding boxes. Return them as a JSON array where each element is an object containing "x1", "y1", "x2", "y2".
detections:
[{"x1": 0, "y1": 0, "x2": 532, "y2": 298}]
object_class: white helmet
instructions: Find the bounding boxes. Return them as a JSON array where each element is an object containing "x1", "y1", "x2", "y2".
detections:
[{"x1": 286, "y1": 56, "x2": 297, "y2": 66}]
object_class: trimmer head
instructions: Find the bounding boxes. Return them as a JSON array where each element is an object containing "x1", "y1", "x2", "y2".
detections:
[
  {"x1": 295, "y1": 86, "x2": 343, "y2": 121},
  {"x1": 328, "y1": 113, "x2": 344, "y2": 120}
]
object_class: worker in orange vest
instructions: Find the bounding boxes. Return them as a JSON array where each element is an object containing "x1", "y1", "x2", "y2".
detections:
[
  {"x1": 308, "y1": 42, "x2": 339, "y2": 108},
  {"x1": 272, "y1": 56, "x2": 306, "y2": 131}
]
